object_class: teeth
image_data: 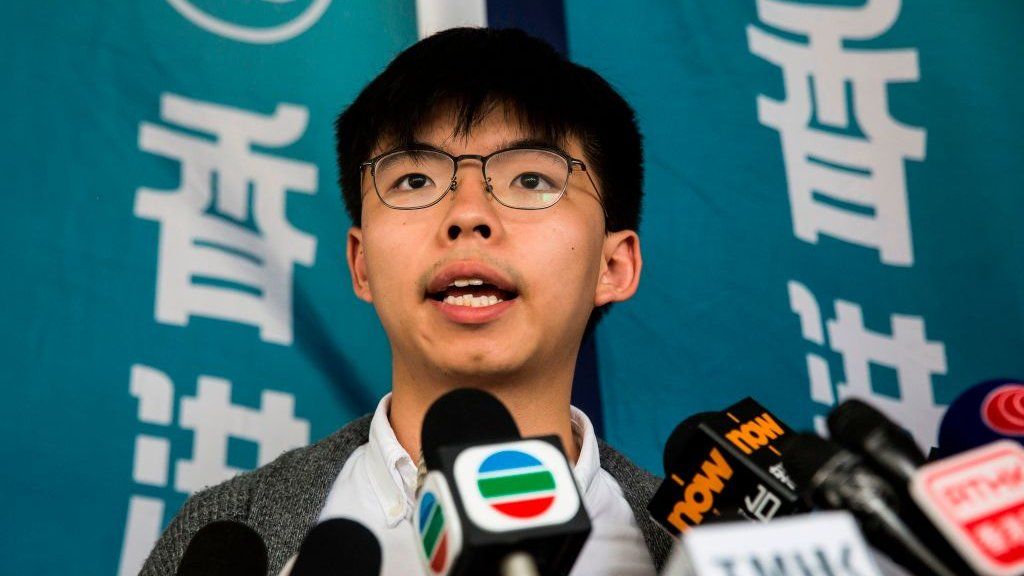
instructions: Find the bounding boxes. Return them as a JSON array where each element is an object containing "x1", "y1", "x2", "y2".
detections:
[
  {"x1": 442, "y1": 294, "x2": 505, "y2": 308},
  {"x1": 448, "y1": 278, "x2": 486, "y2": 288}
]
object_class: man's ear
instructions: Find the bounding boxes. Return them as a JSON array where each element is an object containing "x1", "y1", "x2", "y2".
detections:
[
  {"x1": 346, "y1": 226, "x2": 373, "y2": 303},
  {"x1": 594, "y1": 230, "x2": 642, "y2": 307}
]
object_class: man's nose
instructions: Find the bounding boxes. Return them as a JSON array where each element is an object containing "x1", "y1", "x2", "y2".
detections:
[{"x1": 442, "y1": 163, "x2": 501, "y2": 242}]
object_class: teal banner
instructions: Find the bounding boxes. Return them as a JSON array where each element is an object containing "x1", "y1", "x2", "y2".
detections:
[
  {"x1": 3, "y1": 2, "x2": 414, "y2": 574},
  {"x1": 567, "y1": 0, "x2": 1024, "y2": 470}
]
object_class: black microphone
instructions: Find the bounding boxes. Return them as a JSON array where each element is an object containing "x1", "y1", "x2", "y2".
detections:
[
  {"x1": 421, "y1": 388, "x2": 521, "y2": 471},
  {"x1": 286, "y1": 518, "x2": 381, "y2": 576},
  {"x1": 176, "y1": 520, "x2": 268, "y2": 576},
  {"x1": 784, "y1": 432, "x2": 961, "y2": 576},
  {"x1": 828, "y1": 398, "x2": 925, "y2": 486},
  {"x1": 648, "y1": 397, "x2": 805, "y2": 536},
  {"x1": 827, "y1": 399, "x2": 980, "y2": 575},
  {"x1": 415, "y1": 388, "x2": 591, "y2": 576}
]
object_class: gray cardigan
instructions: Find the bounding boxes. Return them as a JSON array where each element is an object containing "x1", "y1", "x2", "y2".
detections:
[{"x1": 140, "y1": 415, "x2": 673, "y2": 574}]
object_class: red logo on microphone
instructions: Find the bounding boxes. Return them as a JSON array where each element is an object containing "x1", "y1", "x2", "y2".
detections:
[{"x1": 982, "y1": 384, "x2": 1024, "y2": 436}]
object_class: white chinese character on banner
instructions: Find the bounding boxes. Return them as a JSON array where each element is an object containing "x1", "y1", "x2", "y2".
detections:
[
  {"x1": 175, "y1": 373, "x2": 309, "y2": 493},
  {"x1": 788, "y1": 281, "x2": 946, "y2": 450},
  {"x1": 747, "y1": 0, "x2": 926, "y2": 266},
  {"x1": 117, "y1": 364, "x2": 310, "y2": 576},
  {"x1": 135, "y1": 93, "x2": 317, "y2": 345}
]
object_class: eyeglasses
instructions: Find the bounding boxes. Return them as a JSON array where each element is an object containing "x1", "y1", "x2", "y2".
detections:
[{"x1": 360, "y1": 146, "x2": 601, "y2": 211}]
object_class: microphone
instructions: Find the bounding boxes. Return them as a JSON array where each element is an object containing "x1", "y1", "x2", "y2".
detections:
[
  {"x1": 414, "y1": 388, "x2": 591, "y2": 576},
  {"x1": 827, "y1": 398, "x2": 981, "y2": 574},
  {"x1": 937, "y1": 378, "x2": 1024, "y2": 459},
  {"x1": 648, "y1": 397, "x2": 805, "y2": 536},
  {"x1": 783, "y1": 432, "x2": 961, "y2": 576},
  {"x1": 283, "y1": 518, "x2": 381, "y2": 576},
  {"x1": 421, "y1": 388, "x2": 521, "y2": 471},
  {"x1": 176, "y1": 520, "x2": 268, "y2": 576},
  {"x1": 660, "y1": 511, "x2": 885, "y2": 575},
  {"x1": 828, "y1": 398, "x2": 926, "y2": 486},
  {"x1": 910, "y1": 440, "x2": 1024, "y2": 576}
]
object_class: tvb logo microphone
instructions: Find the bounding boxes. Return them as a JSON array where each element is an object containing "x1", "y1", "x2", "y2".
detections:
[
  {"x1": 475, "y1": 450, "x2": 559, "y2": 518},
  {"x1": 415, "y1": 473, "x2": 463, "y2": 576},
  {"x1": 454, "y1": 440, "x2": 581, "y2": 532}
]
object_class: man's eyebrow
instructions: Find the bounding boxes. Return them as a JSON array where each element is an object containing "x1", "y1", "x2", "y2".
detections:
[
  {"x1": 405, "y1": 140, "x2": 446, "y2": 152},
  {"x1": 499, "y1": 137, "x2": 562, "y2": 151},
  {"x1": 403, "y1": 138, "x2": 566, "y2": 154}
]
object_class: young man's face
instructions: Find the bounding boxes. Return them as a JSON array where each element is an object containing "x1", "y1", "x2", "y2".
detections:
[{"x1": 346, "y1": 108, "x2": 639, "y2": 384}]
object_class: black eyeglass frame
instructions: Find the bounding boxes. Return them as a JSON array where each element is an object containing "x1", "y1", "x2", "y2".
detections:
[{"x1": 359, "y1": 145, "x2": 605, "y2": 216}]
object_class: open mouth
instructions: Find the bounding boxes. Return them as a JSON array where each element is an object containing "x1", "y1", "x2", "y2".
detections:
[{"x1": 427, "y1": 278, "x2": 519, "y2": 308}]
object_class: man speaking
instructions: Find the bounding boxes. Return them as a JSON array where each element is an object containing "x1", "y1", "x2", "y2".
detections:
[{"x1": 142, "y1": 27, "x2": 669, "y2": 575}]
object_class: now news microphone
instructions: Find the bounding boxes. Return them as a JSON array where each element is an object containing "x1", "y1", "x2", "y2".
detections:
[
  {"x1": 648, "y1": 397, "x2": 805, "y2": 536},
  {"x1": 784, "y1": 432, "x2": 962, "y2": 576},
  {"x1": 414, "y1": 388, "x2": 591, "y2": 576},
  {"x1": 936, "y1": 378, "x2": 1024, "y2": 459},
  {"x1": 278, "y1": 518, "x2": 381, "y2": 576},
  {"x1": 176, "y1": 520, "x2": 268, "y2": 576}
]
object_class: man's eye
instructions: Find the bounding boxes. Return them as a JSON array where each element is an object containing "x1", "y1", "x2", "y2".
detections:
[
  {"x1": 396, "y1": 173, "x2": 434, "y2": 191},
  {"x1": 511, "y1": 172, "x2": 554, "y2": 191}
]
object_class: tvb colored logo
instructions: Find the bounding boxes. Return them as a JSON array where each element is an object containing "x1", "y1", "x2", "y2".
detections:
[
  {"x1": 415, "y1": 473, "x2": 461, "y2": 576},
  {"x1": 477, "y1": 450, "x2": 557, "y2": 518},
  {"x1": 418, "y1": 491, "x2": 449, "y2": 574},
  {"x1": 454, "y1": 439, "x2": 581, "y2": 532}
]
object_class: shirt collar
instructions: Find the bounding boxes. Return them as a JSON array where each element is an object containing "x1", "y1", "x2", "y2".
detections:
[
  {"x1": 570, "y1": 405, "x2": 601, "y2": 494},
  {"x1": 364, "y1": 394, "x2": 602, "y2": 527},
  {"x1": 366, "y1": 394, "x2": 419, "y2": 527}
]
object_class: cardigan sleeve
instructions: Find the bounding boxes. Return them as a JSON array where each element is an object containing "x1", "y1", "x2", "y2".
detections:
[{"x1": 137, "y1": 470, "x2": 260, "y2": 576}]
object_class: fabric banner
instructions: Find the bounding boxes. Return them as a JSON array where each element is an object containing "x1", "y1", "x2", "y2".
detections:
[
  {"x1": 3, "y1": 2, "x2": 414, "y2": 573},
  {"x1": 567, "y1": 0, "x2": 1024, "y2": 469}
]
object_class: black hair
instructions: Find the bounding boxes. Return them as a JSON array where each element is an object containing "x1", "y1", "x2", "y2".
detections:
[{"x1": 334, "y1": 27, "x2": 643, "y2": 329}]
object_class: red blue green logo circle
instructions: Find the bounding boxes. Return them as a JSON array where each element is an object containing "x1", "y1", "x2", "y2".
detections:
[{"x1": 476, "y1": 450, "x2": 557, "y2": 518}]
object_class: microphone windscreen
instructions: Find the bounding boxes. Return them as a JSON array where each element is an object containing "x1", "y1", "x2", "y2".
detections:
[
  {"x1": 290, "y1": 518, "x2": 381, "y2": 576},
  {"x1": 937, "y1": 378, "x2": 1024, "y2": 458},
  {"x1": 421, "y1": 388, "x2": 520, "y2": 470},
  {"x1": 176, "y1": 520, "x2": 267, "y2": 576},
  {"x1": 828, "y1": 399, "x2": 890, "y2": 442},
  {"x1": 828, "y1": 398, "x2": 925, "y2": 469},
  {"x1": 778, "y1": 432, "x2": 843, "y2": 494},
  {"x1": 661, "y1": 411, "x2": 715, "y2": 474}
]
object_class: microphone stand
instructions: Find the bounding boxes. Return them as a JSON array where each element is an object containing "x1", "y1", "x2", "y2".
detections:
[{"x1": 500, "y1": 551, "x2": 540, "y2": 576}]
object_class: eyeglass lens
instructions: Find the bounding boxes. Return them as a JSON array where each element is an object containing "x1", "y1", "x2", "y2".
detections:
[{"x1": 373, "y1": 149, "x2": 570, "y2": 209}]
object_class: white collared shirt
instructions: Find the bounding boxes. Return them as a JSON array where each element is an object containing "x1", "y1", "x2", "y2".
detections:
[{"x1": 318, "y1": 394, "x2": 657, "y2": 576}]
